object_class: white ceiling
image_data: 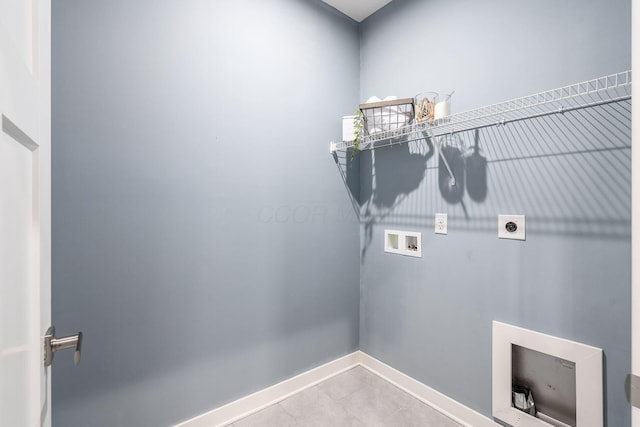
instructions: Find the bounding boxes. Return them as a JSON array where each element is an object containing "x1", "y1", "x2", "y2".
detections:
[{"x1": 321, "y1": 0, "x2": 392, "y2": 22}]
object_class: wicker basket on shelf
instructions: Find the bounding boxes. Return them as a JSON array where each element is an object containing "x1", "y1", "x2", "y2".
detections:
[{"x1": 359, "y1": 98, "x2": 415, "y2": 136}]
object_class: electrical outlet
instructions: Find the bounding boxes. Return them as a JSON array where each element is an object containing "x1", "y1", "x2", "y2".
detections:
[
  {"x1": 435, "y1": 213, "x2": 447, "y2": 235},
  {"x1": 498, "y1": 215, "x2": 526, "y2": 241}
]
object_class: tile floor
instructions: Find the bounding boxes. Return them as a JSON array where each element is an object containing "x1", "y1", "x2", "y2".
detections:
[{"x1": 227, "y1": 366, "x2": 463, "y2": 427}]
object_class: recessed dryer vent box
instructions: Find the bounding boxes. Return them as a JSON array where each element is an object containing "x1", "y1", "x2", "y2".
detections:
[
  {"x1": 493, "y1": 321, "x2": 603, "y2": 427},
  {"x1": 384, "y1": 230, "x2": 422, "y2": 258}
]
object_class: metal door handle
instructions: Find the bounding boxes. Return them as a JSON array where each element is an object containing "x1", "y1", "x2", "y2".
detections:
[{"x1": 44, "y1": 326, "x2": 83, "y2": 367}]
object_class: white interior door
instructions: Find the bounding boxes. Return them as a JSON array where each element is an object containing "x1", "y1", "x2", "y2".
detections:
[{"x1": 0, "y1": 1, "x2": 51, "y2": 426}]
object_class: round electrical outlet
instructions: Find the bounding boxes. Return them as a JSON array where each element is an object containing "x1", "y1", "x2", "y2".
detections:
[{"x1": 505, "y1": 221, "x2": 518, "y2": 233}]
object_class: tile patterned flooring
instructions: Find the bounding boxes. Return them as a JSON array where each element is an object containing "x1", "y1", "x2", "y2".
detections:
[{"x1": 227, "y1": 366, "x2": 464, "y2": 427}]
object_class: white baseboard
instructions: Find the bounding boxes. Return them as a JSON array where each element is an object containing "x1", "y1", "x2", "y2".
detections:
[
  {"x1": 174, "y1": 352, "x2": 361, "y2": 427},
  {"x1": 175, "y1": 351, "x2": 499, "y2": 427},
  {"x1": 358, "y1": 352, "x2": 500, "y2": 427}
]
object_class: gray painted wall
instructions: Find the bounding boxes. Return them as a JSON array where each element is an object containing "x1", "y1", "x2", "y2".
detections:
[
  {"x1": 359, "y1": 0, "x2": 631, "y2": 425},
  {"x1": 51, "y1": 1, "x2": 360, "y2": 426},
  {"x1": 53, "y1": 0, "x2": 633, "y2": 425}
]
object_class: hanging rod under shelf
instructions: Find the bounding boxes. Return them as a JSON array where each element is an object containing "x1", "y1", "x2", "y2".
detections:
[{"x1": 329, "y1": 70, "x2": 632, "y2": 154}]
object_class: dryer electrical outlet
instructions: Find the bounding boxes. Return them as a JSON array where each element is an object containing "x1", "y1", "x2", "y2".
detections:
[{"x1": 498, "y1": 215, "x2": 526, "y2": 241}]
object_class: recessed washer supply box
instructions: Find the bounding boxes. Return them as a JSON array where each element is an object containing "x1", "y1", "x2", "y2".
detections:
[{"x1": 384, "y1": 229, "x2": 422, "y2": 258}]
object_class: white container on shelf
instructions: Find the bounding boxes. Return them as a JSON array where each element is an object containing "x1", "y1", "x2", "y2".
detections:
[
  {"x1": 434, "y1": 99, "x2": 451, "y2": 119},
  {"x1": 434, "y1": 92, "x2": 453, "y2": 120},
  {"x1": 342, "y1": 115, "x2": 356, "y2": 141}
]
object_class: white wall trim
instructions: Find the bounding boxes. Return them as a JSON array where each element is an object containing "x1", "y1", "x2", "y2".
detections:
[
  {"x1": 358, "y1": 352, "x2": 499, "y2": 427},
  {"x1": 175, "y1": 351, "x2": 499, "y2": 427},
  {"x1": 174, "y1": 352, "x2": 361, "y2": 427}
]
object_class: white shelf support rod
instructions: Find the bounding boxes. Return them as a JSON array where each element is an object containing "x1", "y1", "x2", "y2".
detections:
[{"x1": 434, "y1": 139, "x2": 456, "y2": 187}]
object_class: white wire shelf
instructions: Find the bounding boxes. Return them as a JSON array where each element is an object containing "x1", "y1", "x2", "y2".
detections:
[{"x1": 330, "y1": 70, "x2": 632, "y2": 153}]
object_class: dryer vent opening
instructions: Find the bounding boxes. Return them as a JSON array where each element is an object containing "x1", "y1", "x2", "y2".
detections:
[
  {"x1": 511, "y1": 344, "x2": 576, "y2": 427},
  {"x1": 492, "y1": 321, "x2": 603, "y2": 427}
]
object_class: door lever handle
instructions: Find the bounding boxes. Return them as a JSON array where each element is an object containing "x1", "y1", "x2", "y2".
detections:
[{"x1": 44, "y1": 326, "x2": 83, "y2": 367}]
